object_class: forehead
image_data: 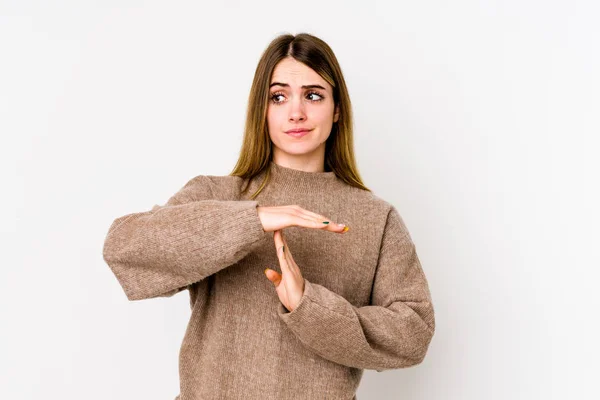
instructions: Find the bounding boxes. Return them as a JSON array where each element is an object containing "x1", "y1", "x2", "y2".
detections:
[{"x1": 271, "y1": 58, "x2": 330, "y2": 90}]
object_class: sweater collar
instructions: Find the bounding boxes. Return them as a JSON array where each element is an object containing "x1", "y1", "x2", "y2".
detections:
[{"x1": 266, "y1": 160, "x2": 338, "y2": 193}]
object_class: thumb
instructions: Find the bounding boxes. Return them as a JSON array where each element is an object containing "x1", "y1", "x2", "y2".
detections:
[{"x1": 264, "y1": 268, "x2": 282, "y2": 287}]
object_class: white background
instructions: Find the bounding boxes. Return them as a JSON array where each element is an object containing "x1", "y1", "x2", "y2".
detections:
[{"x1": 1, "y1": 1, "x2": 598, "y2": 399}]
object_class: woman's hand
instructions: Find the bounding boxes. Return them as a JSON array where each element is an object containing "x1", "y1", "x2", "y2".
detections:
[
  {"x1": 264, "y1": 229, "x2": 306, "y2": 312},
  {"x1": 257, "y1": 205, "x2": 349, "y2": 233}
]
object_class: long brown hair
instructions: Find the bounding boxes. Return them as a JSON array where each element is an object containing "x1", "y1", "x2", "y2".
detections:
[{"x1": 230, "y1": 32, "x2": 371, "y2": 199}]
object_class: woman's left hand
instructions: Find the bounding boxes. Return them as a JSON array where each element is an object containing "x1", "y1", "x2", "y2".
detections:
[{"x1": 264, "y1": 229, "x2": 305, "y2": 312}]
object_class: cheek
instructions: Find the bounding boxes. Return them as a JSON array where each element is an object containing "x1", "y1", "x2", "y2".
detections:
[
  {"x1": 313, "y1": 106, "x2": 334, "y2": 124},
  {"x1": 266, "y1": 107, "x2": 282, "y2": 127}
]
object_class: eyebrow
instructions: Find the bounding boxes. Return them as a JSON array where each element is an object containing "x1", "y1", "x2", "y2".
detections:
[{"x1": 269, "y1": 82, "x2": 327, "y2": 90}]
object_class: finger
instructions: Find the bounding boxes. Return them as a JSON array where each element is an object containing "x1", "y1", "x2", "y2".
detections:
[
  {"x1": 288, "y1": 206, "x2": 348, "y2": 233},
  {"x1": 269, "y1": 207, "x2": 324, "y2": 230},
  {"x1": 291, "y1": 214, "x2": 347, "y2": 233},
  {"x1": 273, "y1": 230, "x2": 286, "y2": 264},
  {"x1": 285, "y1": 207, "x2": 331, "y2": 228},
  {"x1": 272, "y1": 205, "x2": 341, "y2": 230},
  {"x1": 290, "y1": 206, "x2": 339, "y2": 227},
  {"x1": 274, "y1": 230, "x2": 292, "y2": 274},
  {"x1": 295, "y1": 206, "x2": 335, "y2": 222},
  {"x1": 265, "y1": 268, "x2": 282, "y2": 287},
  {"x1": 280, "y1": 230, "x2": 297, "y2": 266},
  {"x1": 273, "y1": 229, "x2": 283, "y2": 254},
  {"x1": 274, "y1": 206, "x2": 346, "y2": 233}
]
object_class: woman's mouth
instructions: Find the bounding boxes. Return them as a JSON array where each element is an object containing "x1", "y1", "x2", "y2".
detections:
[{"x1": 285, "y1": 129, "x2": 312, "y2": 138}]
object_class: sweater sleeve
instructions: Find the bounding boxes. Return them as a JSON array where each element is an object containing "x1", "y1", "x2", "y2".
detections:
[
  {"x1": 102, "y1": 175, "x2": 267, "y2": 301},
  {"x1": 276, "y1": 205, "x2": 435, "y2": 371}
]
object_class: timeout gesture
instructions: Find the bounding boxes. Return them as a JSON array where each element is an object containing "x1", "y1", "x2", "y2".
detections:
[{"x1": 259, "y1": 205, "x2": 349, "y2": 312}]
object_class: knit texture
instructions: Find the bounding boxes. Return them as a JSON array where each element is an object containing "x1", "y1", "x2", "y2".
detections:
[{"x1": 102, "y1": 161, "x2": 435, "y2": 400}]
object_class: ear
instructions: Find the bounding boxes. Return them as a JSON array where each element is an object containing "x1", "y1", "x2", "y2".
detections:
[{"x1": 333, "y1": 104, "x2": 340, "y2": 123}]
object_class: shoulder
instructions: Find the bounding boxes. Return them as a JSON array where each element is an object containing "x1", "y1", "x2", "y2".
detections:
[
  {"x1": 339, "y1": 183, "x2": 394, "y2": 215},
  {"x1": 167, "y1": 174, "x2": 247, "y2": 205},
  {"x1": 341, "y1": 185, "x2": 410, "y2": 239}
]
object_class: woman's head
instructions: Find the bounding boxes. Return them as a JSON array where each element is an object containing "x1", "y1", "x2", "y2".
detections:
[
  {"x1": 267, "y1": 56, "x2": 340, "y2": 167},
  {"x1": 231, "y1": 32, "x2": 370, "y2": 197}
]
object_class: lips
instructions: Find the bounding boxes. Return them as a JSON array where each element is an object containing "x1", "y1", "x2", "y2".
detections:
[
  {"x1": 285, "y1": 128, "x2": 312, "y2": 138},
  {"x1": 285, "y1": 128, "x2": 311, "y2": 133}
]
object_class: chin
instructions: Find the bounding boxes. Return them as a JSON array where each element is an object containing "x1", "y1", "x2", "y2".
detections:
[
  {"x1": 279, "y1": 143, "x2": 323, "y2": 156},
  {"x1": 281, "y1": 148, "x2": 312, "y2": 156}
]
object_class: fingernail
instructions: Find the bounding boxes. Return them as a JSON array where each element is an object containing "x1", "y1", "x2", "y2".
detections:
[
  {"x1": 322, "y1": 221, "x2": 329, "y2": 224},
  {"x1": 342, "y1": 226, "x2": 349, "y2": 233}
]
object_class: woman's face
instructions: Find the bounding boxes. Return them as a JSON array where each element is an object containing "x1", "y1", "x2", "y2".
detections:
[{"x1": 267, "y1": 57, "x2": 339, "y2": 169}]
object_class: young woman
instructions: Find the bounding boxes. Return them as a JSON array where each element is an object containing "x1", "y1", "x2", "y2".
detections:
[{"x1": 103, "y1": 32, "x2": 435, "y2": 400}]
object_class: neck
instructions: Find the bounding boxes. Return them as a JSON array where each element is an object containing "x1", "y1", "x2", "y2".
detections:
[
  {"x1": 265, "y1": 160, "x2": 338, "y2": 194},
  {"x1": 271, "y1": 156, "x2": 326, "y2": 173}
]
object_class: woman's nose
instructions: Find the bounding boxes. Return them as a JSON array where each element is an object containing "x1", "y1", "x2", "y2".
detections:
[{"x1": 288, "y1": 97, "x2": 306, "y2": 121}]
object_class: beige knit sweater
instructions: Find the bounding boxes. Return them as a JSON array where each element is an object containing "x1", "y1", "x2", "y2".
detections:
[{"x1": 102, "y1": 161, "x2": 435, "y2": 400}]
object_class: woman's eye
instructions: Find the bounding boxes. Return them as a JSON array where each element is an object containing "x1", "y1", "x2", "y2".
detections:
[
  {"x1": 271, "y1": 94, "x2": 285, "y2": 103},
  {"x1": 307, "y1": 92, "x2": 323, "y2": 101}
]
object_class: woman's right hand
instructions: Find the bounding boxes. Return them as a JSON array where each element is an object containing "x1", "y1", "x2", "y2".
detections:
[{"x1": 257, "y1": 205, "x2": 349, "y2": 234}]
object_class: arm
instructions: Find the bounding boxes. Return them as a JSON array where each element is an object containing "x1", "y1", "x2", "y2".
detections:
[
  {"x1": 277, "y1": 206, "x2": 435, "y2": 371},
  {"x1": 102, "y1": 175, "x2": 266, "y2": 301}
]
